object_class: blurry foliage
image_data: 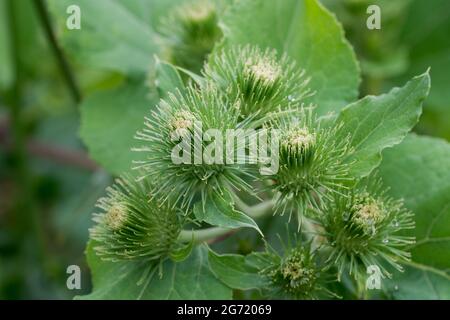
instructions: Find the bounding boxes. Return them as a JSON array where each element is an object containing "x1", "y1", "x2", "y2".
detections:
[
  {"x1": 0, "y1": 0, "x2": 111, "y2": 299},
  {"x1": 322, "y1": 0, "x2": 450, "y2": 140}
]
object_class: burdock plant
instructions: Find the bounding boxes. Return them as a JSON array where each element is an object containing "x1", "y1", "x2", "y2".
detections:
[{"x1": 71, "y1": 0, "x2": 437, "y2": 301}]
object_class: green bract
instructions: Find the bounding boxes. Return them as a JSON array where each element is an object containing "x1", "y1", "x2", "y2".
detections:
[{"x1": 90, "y1": 176, "x2": 182, "y2": 263}]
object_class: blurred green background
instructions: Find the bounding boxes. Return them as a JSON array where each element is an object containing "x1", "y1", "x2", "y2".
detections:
[{"x1": 0, "y1": 0, "x2": 449, "y2": 299}]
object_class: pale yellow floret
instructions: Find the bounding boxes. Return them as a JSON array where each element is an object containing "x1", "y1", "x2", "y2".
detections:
[
  {"x1": 105, "y1": 203, "x2": 127, "y2": 230},
  {"x1": 244, "y1": 57, "x2": 282, "y2": 85},
  {"x1": 284, "y1": 128, "x2": 316, "y2": 150},
  {"x1": 280, "y1": 252, "x2": 315, "y2": 290},
  {"x1": 170, "y1": 110, "x2": 195, "y2": 131},
  {"x1": 181, "y1": 1, "x2": 214, "y2": 23},
  {"x1": 352, "y1": 198, "x2": 385, "y2": 233}
]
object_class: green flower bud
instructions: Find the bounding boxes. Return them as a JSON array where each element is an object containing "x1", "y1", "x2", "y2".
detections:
[
  {"x1": 271, "y1": 249, "x2": 318, "y2": 296},
  {"x1": 319, "y1": 178, "x2": 415, "y2": 279},
  {"x1": 133, "y1": 85, "x2": 256, "y2": 210},
  {"x1": 262, "y1": 242, "x2": 336, "y2": 300},
  {"x1": 159, "y1": 0, "x2": 222, "y2": 73},
  {"x1": 204, "y1": 45, "x2": 311, "y2": 119},
  {"x1": 280, "y1": 127, "x2": 317, "y2": 167},
  {"x1": 90, "y1": 176, "x2": 182, "y2": 262},
  {"x1": 263, "y1": 107, "x2": 354, "y2": 224}
]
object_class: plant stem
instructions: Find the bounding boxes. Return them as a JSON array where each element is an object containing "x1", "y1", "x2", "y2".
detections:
[
  {"x1": 178, "y1": 199, "x2": 275, "y2": 243},
  {"x1": 178, "y1": 227, "x2": 230, "y2": 243},
  {"x1": 33, "y1": 0, "x2": 81, "y2": 104},
  {"x1": 235, "y1": 198, "x2": 275, "y2": 219},
  {"x1": 355, "y1": 277, "x2": 368, "y2": 300}
]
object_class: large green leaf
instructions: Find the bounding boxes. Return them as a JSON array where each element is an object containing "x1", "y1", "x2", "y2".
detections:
[
  {"x1": 219, "y1": 0, "x2": 360, "y2": 114},
  {"x1": 153, "y1": 57, "x2": 185, "y2": 98},
  {"x1": 79, "y1": 80, "x2": 158, "y2": 174},
  {"x1": 208, "y1": 249, "x2": 272, "y2": 290},
  {"x1": 47, "y1": 0, "x2": 160, "y2": 74},
  {"x1": 194, "y1": 191, "x2": 263, "y2": 235},
  {"x1": 380, "y1": 134, "x2": 450, "y2": 299},
  {"x1": 79, "y1": 59, "x2": 186, "y2": 174},
  {"x1": 80, "y1": 242, "x2": 232, "y2": 299},
  {"x1": 399, "y1": 0, "x2": 450, "y2": 112},
  {"x1": 337, "y1": 72, "x2": 430, "y2": 178},
  {"x1": 119, "y1": 0, "x2": 184, "y2": 30}
]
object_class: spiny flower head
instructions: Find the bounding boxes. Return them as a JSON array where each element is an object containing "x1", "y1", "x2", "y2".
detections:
[
  {"x1": 261, "y1": 241, "x2": 336, "y2": 299},
  {"x1": 159, "y1": 0, "x2": 222, "y2": 73},
  {"x1": 262, "y1": 106, "x2": 354, "y2": 225},
  {"x1": 204, "y1": 45, "x2": 311, "y2": 119},
  {"x1": 90, "y1": 176, "x2": 182, "y2": 263},
  {"x1": 318, "y1": 178, "x2": 415, "y2": 279},
  {"x1": 133, "y1": 84, "x2": 257, "y2": 210},
  {"x1": 273, "y1": 249, "x2": 318, "y2": 295}
]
